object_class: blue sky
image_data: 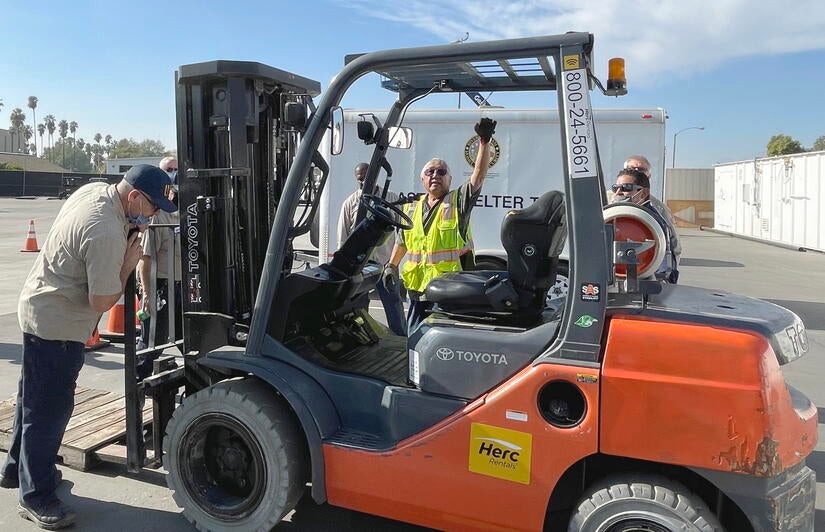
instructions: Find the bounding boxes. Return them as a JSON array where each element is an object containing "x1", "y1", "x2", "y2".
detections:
[{"x1": 2, "y1": 0, "x2": 824, "y2": 168}]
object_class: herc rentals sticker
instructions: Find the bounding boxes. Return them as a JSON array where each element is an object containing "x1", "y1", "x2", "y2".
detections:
[{"x1": 469, "y1": 423, "x2": 532, "y2": 485}]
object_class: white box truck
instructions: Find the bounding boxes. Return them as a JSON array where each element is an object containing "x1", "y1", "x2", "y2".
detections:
[{"x1": 316, "y1": 107, "x2": 666, "y2": 279}]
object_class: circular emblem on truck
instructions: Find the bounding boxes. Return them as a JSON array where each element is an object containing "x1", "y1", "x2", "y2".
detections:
[
  {"x1": 435, "y1": 347, "x2": 455, "y2": 361},
  {"x1": 464, "y1": 136, "x2": 501, "y2": 169}
]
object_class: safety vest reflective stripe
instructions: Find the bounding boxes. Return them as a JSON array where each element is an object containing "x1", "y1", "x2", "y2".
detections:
[
  {"x1": 406, "y1": 238, "x2": 474, "y2": 263},
  {"x1": 401, "y1": 190, "x2": 472, "y2": 292}
]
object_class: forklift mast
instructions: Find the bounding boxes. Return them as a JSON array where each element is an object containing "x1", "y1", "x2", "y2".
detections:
[{"x1": 175, "y1": 61, "x2": 320, "y2": 356}]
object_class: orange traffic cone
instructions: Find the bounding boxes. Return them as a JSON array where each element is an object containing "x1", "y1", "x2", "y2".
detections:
[
  {"x1": 103, "y1": 295, "x2": 141, "y2": 336},
  {"x1": 20, "y1": 219, "x2": 40, "y2": 253},
  {"x1": 84, "y1": 326, "x2": 110, "y2": 351}
]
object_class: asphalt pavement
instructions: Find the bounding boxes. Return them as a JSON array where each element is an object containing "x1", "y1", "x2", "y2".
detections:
[{"x1": 0, "y1": 197, "x2": 822, "y2": 531}]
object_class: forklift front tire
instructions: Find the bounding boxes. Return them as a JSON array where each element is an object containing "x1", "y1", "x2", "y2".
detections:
[
  {"x1": 567, "y1": 474, "x2": 724, "y2": 532},
  {"x1": 164, "y1": 378, "x2": 307, "y2": 531}
]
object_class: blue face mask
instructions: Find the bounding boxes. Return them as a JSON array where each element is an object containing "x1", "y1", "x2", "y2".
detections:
[
  {"x1": 127, "y1": 196, "x2": 151, "y2": 226},
  {"x1": 167, "y1": 170, "x2": 177, "y2": 183}
]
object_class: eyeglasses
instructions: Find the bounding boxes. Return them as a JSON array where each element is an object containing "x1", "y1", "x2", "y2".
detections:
[
  {"x1": 167, "y1": 168, "x2": 177, "y2": 172},
  {"x1": 612, "y1": 183, "x2": 642, "y2": 193},
  {"x1": 626, "y1": 165, "x2": 650, "y2": 175},
  {"x1": 424, "y1": 167, "x2": 448, "y2": 177},
  {"x1": 140, "y1": 192, "x2": 160, "y2": 213}
]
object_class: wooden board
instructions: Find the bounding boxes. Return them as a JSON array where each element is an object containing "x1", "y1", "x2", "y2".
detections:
[{"x1": 0, "y1": 388, "x2": 153, "y2": 471}]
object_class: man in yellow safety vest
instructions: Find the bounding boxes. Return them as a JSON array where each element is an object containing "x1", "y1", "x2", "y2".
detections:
[{"x1": 383, "y1": 118, "x2": 496, "y2": 332}]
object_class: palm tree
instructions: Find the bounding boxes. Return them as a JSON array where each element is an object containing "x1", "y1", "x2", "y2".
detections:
[
  {"x1": 37, "y1": 124, "x2": 45, "y2": 157},
  {"x1": 43, "y1": 114, "x2": 56, "y2": 161},
  {"x1": 69, "y1": 121, "x2": 78, "y2": 170},
  {"x1": 9, "y1": 108, "x2": 26, "y2": 152},
  {"x1": 27, "y1": 96, "x2": 38, "y2": 154},
  {"x1": 58, "y1": 119, "x2": 69, "y2": 168},
  {"x1": 22, "y1": 125, "x2": 33, "y2": 153}
]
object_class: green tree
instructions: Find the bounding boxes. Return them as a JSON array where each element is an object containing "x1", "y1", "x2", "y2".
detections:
[
  {"x1": 43, "y1": 114, "x2": 56, "y2": 161},
  {"x1": 37, "y1": 123, "x2": 45, "y2": 154},
  {"x1": 766, "y1": 134, "x2": 805, "y2": 156},
  {"x1": 27, "y1": 96, "x2": 38, "y2": 154},
  {"x1": 43, "y1": 138, "x2": 94, "y2": 172},
  {"x1": 58, "y1": 119, "x2": 69, "y2": 167},
  {"x1": 109, "y1": 137, "x2": 168, "y2": 158},
  {"x1": 812, "y1": 135, "x2": 825, "y2": 152},
  {"x1": 22, "y1": 124, "x2": 33, "y2": 149},
  {"x1": 9, "y1": 107, "x2": 26, "y2": 152},
  {"x1": 69, "y1": 121, "x2": 78, "y2": 169}
]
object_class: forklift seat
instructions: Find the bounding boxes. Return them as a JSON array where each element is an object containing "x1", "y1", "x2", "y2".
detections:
[{"x1": 425, "y1": 190, "x2": 566, "y2": 320}]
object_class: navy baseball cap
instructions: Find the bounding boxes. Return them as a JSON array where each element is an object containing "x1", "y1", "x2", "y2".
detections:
[{"x1": 124, "y1": 164, "x2": 177, "y2": 212}]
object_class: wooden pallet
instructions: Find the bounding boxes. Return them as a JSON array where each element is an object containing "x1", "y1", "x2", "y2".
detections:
[{"x1": 0, "y1": 386, "x2": 152, "y2": 471}]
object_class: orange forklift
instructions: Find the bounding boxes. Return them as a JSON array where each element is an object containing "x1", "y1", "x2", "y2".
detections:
[{"x1": 145, "y1": 32, "x2": 816, "y2": 531}]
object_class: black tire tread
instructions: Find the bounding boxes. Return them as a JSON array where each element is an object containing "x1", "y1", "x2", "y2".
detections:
[
  {"x1": 164, "y1": 378, "x2": 307, "y2": 532},
  {"x1": 568, "y1": 474, "x2": 723, "y2": 532}
]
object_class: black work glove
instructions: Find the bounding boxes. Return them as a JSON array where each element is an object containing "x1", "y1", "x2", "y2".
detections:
[
  {"x1": 382, "y1": 264, "x2": 399, "y2": 292},
  {"x1": 474, "y1": 118, "x2": 497, "y2": 143}
]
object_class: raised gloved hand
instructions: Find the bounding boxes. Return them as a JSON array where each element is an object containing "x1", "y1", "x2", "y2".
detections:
[
  {"x1": 382, "y1": 264, "x2": 399, "y2": 292},
  {"x1": 474, "y1": 118, "x2": 497, "y2": 143}
]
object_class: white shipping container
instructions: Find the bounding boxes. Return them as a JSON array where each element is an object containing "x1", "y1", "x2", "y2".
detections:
[{"x1": 714, "y1": 151, "x2": 825, "y2": 252}]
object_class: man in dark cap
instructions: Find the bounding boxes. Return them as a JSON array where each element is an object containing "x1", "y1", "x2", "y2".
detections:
[{"x1": 0, "y1": 165, "x2": 176, "y2": 529}]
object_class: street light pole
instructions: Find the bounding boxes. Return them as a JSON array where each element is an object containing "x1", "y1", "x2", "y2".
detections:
[{"x1": 672, "y1": 126, "x2": 705, "y2": 168}]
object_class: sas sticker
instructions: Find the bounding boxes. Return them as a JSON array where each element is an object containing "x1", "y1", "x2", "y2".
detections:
[
  {"x1": 563, "y1": 54, "x2": 580, "y2": 70},
  {"x1": 580, "y1": 283, "x2": 600, "y2": 302},
  {"x1": 469, "y1": 423, "x2": 532, "y2": 485}
]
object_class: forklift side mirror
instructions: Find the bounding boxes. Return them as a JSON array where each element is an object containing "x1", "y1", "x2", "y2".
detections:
[
  {"x1": 330, "y1": 106, "x2": 344, "y2": 155},
  {"x1": 387, "y1": 126, "x2": 412, "y2": 149},
  {"x1": 284, "y1": 102, "x2": 307, "y2": 128},
  {"x1": 357, "y1": 120, "x2": 375, "y2": 142}
]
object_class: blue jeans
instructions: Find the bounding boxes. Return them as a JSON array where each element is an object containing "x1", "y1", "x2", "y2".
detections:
[
  {"x1": 1, "y1": 334, "x2": 85, "y2": 509},
  {"x1": 407, "y1": 299, "x2": 434, "y2": 335},
  {"x1": 376, "y1": 281, "x2": 407, "y2": 336}
]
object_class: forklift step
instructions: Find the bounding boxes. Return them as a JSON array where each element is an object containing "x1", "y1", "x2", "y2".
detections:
[{"x1": 0, "y1": 386, "x2": 153, "y2": 471}]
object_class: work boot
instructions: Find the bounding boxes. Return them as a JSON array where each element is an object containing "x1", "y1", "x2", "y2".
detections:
[
  {"x1": 18, "y1": 498, "x2": 76, "y2": 530},
  {"x1": 0, "y1": 469, "x2": 63, "y2": 490}
]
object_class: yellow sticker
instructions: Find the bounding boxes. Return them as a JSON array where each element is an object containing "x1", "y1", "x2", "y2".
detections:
[
  {"x1": 469, "y1": 423, "x2": 532, "y2": 484},
  {"x1": 563, "y1": 54, "x2": 580, "y2": 70}
]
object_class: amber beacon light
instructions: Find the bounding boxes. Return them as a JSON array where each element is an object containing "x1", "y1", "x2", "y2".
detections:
[{"x1": 606, "y1": 57, "x2": 627, "y2": 95}]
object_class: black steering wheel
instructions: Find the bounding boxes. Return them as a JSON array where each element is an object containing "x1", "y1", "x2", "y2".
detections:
[{"x1": 362, "y1": 194, "x2": 414, "y2": 231}]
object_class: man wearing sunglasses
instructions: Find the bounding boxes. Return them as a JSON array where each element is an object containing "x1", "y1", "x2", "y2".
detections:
[
  {"x1": 611, "y1": 168, "x2": 680, "y2": 283},
  {"x1": 2, "y1": 165, "x2": 175, "y2": 529},
  {"x1": 622, "y1": 155, "x2": 681, "y2": 278},
  {"x1": 337, "y1": 163, "x2": 406, "y2": 336},
  {"x1": 384, "y1": 118, "x2": 496, "y2": 332}
]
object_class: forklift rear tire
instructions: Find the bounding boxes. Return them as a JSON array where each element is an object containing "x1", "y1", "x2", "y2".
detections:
[
  {"x1": 164, "y1": 378, "x2": 307, "y2": 531},
  {"x1": 567, "y1": 474, "x2": 724, "y2": 532}
]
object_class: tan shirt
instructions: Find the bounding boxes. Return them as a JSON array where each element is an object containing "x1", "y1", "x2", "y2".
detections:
[
  {"x1": 337, "y1": 188, "x2": 399, "y2": 265},
  {"x1": 18, "y1": 183, "x2": 128, "y2": 343},
  {"x1": 142, "y1": 211, "x2": 181, "y2": 280}
]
